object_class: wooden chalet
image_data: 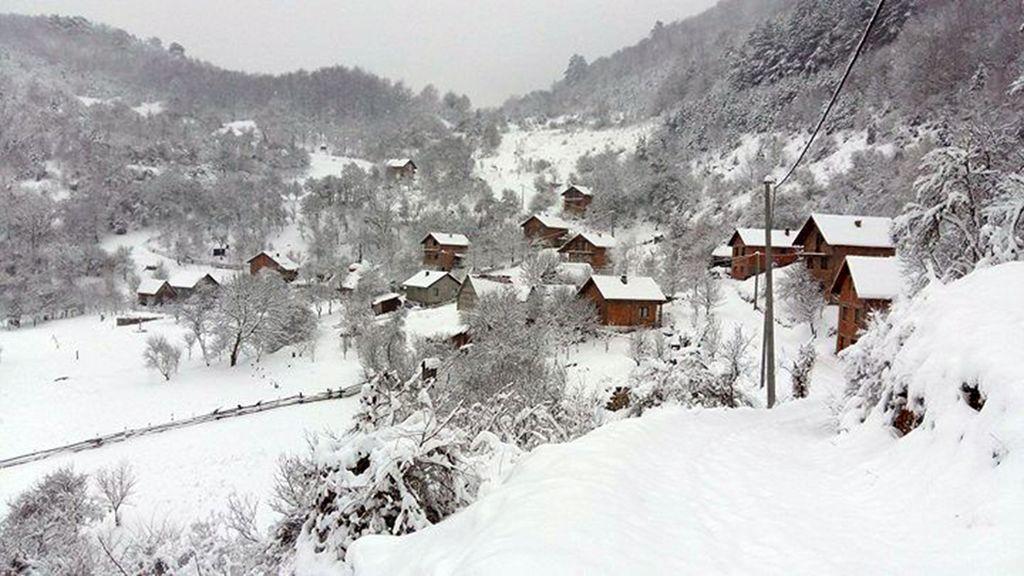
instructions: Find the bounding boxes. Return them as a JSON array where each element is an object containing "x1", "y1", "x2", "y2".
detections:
[
  {"x1": 168, "y1": 271, "x2": 220, "y2": 299},
  {"x1": 371, "y1": 292, "x2": 403, "y2": 316},
  {"x1": 579, "y1": 274, "x2": 668, "y2": 327},
  {"x1": 248, "y1": 251, "x2": 299, "y2": 282},
  {"x1": 521, "y1": 214, "x2": 571, "y2": 246},
  {"x1": 385, "y1": 158, "x2": 417, "y2": 181},
  {"x1": 828, "y1": 256, "x2": 905, "y2": 352},
  {"x1": 402, "y1": 269, "x2": 462, "y2": 306},
  {"x1": 561, "y1": 184, "x2": 593, "y2": 216},
  {"x1": 727, "y1": 228, "x2": 801, "y2": 280},
  {"x1": 794, "y1": 213, "x2": 895, "y2": 287},
  {"x1": 422, "y1": 232, "x2": 470, "y2": 271},
  {"x1": 558, "y1": 232, "x2": 616, "y2": 270},
  {"x1": 137, "y1": 278, "x2": 176, "y2": 306}
]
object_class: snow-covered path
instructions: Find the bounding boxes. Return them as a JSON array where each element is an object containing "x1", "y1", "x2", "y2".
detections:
[{"x1": 349, "y1": 399, "x2": 1019, "y2": 575}]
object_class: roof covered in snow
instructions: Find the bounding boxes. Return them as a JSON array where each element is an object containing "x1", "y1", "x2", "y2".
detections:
[
  {"x1": 422, "y1": 232, "x2": 470, "y2": 247},
  {"x1": 371, "y1": 292, "x2": 402, "y2": 306},
  {"x1": 562, "y1": 184, "x2": 593, "y2": 197},
  {"x1": 523, "y1": 214, "x2": 572, "y2": 230},
  {"x1": 168, "y1": 270, "x2": 218, "y2": 290},
  {"x1": 465, "y1": 276, "x2": 530, "y2": 300},
  {"x1": 583, "y1": 275, "x2": 667, "y2": 302},
  {"x1": 561, "y1": 231, "x2": 616, "y2": 250},
  {"x1": 249, "y1": 251, "x2": 300, "y2": 271},
  {"x1": 137, "y1": 278, "x2": 170, "y2": 295},
  {"x1": 385, "y1": 158, "x2": 415, "y2": 168},
  {"x1": 831, "y1": 256, "x2": 906, "y2": 300},
  {"x1": 402, "y1": 270, "x2": 460, "y2": 289},
  {"x1": 797, "y1": 213, "x2": 894, "y2": 249},
  {"x1": 729, "y1": 228, "x2": 799, "y2": 248}
]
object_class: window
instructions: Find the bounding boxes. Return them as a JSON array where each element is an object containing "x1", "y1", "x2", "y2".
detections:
[
  {"x1": 432, "y1": 287, "x2": 439, "y2": 297},
  {"x1": 639, "y1": 306, "x2": 649, "y2": 319}
]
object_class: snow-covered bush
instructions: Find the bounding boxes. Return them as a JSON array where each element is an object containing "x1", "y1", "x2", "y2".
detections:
[
  {"x1": 788, "y1": 341, "x2": 816, "y2": 399},
  {"x1": 143, "y1": 334, "x2": 181, "y2": 381}
]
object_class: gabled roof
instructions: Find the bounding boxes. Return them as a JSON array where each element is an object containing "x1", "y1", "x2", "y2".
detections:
[
  {"x1": 403, "y1": 269, "x2": 460, "y2": 289},
  {"x1": 371, "y1": 292, "x2": 402, "y2": 306},
  {"x1": 422, "y1": 232, "x2": 470, "y2": 247},
  {"x1": 522, "y1": 213, "x2": 571, "y2": 230},
  {"x1": 581, "y1": 275, "x2": 667, "y2": 302},
  {"x1": 712, "y1": 245, "x2": 733, "y2": 258},
  {"x1": 168, "y1": 270, "x2": 219, "y2": 290},
  {"x1": 463, "y1": 275, "x2": 530, "y2": 301},
  {"x1": 728, "y1": 228, "x2": 800, "y2": 248},
  {"x1": 560, "y1": 231, "x2": 617, "y2": 250},
  {"x1": 562, "y1": 184, "x2": 593, "y2": 197},
  {"x1": 248, "y1": 251, "x2": 300, "y2": 271},
  {"x1": 137, "y1": 278, "x2": 171, "y2": 295},
  {"x1": 829, "y1": 256, "x2": 906, "y2": 301},
  {"x1": 795, "y1": 213, "x2": 894, "y2": 249},
  {"x1": 385, "y1": 158, "x2": 415, "y2": 168}
]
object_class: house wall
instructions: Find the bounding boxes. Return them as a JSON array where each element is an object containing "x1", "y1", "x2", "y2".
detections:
[
  {"x1": 406, "y1": 276, "x2": 460, "y2": 306},
  {"x1": 423, "y1": 237, "x2": 468, "y2": 271},
  {"x1": 730, "y1": 242, "x2": 799, "y2": 280},
  {"x1": 580, "y1": 283, "x2": 662, "y2": 327},
  {"x1": 560, "y1": 236, "x2": 608, "y2": 270},
  {"x1": 456, "y1": 281, "x2": 478, "y2": 311},
  {"x1": 834, "y1": 275, "x2": 892, "y2": 352},
  {"x1": 562, "y1": 191, "x2": 591, "y2": 216}
]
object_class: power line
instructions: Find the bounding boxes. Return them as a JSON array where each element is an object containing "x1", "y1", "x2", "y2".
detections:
[{"x1": 775, "y1": 0, "x2": 889, "y2": 189}]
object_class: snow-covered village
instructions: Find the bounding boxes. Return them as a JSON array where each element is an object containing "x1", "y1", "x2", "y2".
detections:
[{"x1": 1, "y1": 1, "x2": 1023, "y2": 574}]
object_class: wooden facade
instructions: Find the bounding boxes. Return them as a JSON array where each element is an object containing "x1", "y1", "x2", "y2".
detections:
[
  {"x1": 558, "y1": 233, "x2": 614, "y2": 270},
  {"x1": 794, "y1": 214, "x2": 895, "y2": 288},
  {"x1": 248, "y1": 252, "x2": 299, "y2": 282},
  {"x1": 403, "y1": 271, "x2": 462, "y2": 306},
  {"x1": 561, "y1": 185, "x2": 593, "y2": 216},
  {"x1": 827, "y1": 256, "x2": 903, "y2": 353},
  {"x1": 829, "y1": 268, "x2": 890, "y2": 352},
  {"x1": 578, "y1": 275, "x2": 667, "y2": 328},
  {"x1": 422, "y1": 233, "x2": 469, "y2": 271},
  {"x1": 521, "y1": 215, "x2": 569, "y2": 247},
  {"x1": 727, "y1": 234, "x2": 800, "y2": 280}
]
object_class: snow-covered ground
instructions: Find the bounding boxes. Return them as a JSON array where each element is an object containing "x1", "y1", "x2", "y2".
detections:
[
  {"x1": 302, "y1": 150, "x2": 374, "y2": 181},
  {"x1": 346, "y1": 263, "x2": 1024, "y2": 575}
]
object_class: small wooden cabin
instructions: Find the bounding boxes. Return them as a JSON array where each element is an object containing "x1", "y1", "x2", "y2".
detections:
[
  {"x1": 421, "y1": 232, "x2": 470, "y2": 271},
  {"x1": 402, "y1": 270, "x2": 462, "y2": 306},
  {"x1": 168, "y1": 272, "x2": 220, "y2": 300},
  {"x1": 794, "y1": 213, "x2": 895, "y2": 287},
  {"x1": 521, "y1": 214, "x2": 571, "y2": 246},
  {"x1": 248, "y1": 251, "x2": 299, "y2": 282},
  {"x1": 385, "y1": 158, "x2": 417, "y2": 181},
  {"x1": 561, "y1": 184, "x2": 593, "y2": 216},
  {"x1": 558, "y1": 232, "x2": 616, "y2": 270},
  {"x1": 828, "y1": 256, "x2": 904, "y2": 352},
  {"x1": 137, "y1": 279, "x2": 176, "y2": 306},
  {"x1": 727, "y1": 228, "x2": 801, "y2": 280},
  {"x1": 371, "y1": 292, "x2": 403, "y2": 316},
  {"x1": 578, "y1": 274, "x2": 668, "y2": 327}
]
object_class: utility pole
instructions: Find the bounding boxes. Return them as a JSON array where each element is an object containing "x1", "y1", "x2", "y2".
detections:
[{"x1": 762, "y1": 177, "x2": 777, "y2": 408}]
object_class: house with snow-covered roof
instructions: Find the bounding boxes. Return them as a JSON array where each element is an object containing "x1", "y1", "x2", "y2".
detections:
[
  {"x1": 579, "y1": 274, "x2": 667, "y2": 327},
  {"x1": 456, "y1": 275, "x2": 529, "y2": 312},
  {"x1": 422, "y1": 232, "x2": 470, "y2": 271},
  {"x1": 402, "y1": 269, "x2": 462, "y2": 306},
  {"x1": 558, "y1": 231, "x2": 616, "y2": 270},
  {"x1": 248, "y1": 251, "x2": 299, "y2": 282},
  {"x1": 794, "y1": 213, "x2": 895, "y2": 287},
  {"x1": 726, "y1": 227, "x2": 801, "y2": 280},
  {"x1": 561, "y1": 184, "x2": 593, "y2": 216},
  {"x1": 828, "y1": 256, "x2": 906, "y2": 352},
  {"x1": 137, "y1": 278, "x2": 176, "y2": 307},
  {"x1": 521, "y1": 213, "x2": 572, "y2": 246},
  {"x1": 167, "y1": 271, "x2": 220, "y2": 299},
  {"x1": 384, "y1": 158, "x2": 417, "y2": 181}
]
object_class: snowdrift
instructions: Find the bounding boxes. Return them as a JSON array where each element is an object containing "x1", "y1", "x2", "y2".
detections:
[{"x1": 343, "y1": 263, "x2": 1024, "y2": 575}]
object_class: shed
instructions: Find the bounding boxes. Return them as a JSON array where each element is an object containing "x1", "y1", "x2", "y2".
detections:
[
  {"x1": 371, "y1": 292, "x2": 403, "y2": 316},
  {"x1": 402, "y1": 270, "x2": 462, "y2": 306},
  {"x1": 829, "y1": 256, "x2": 905, "y2": 352},
  {"x1": 558, "y1": 232, "x2": 616, "y2": 270},
  {"x1": 794, "y1": 213, "x2": 895, "y2": 287},
  {"x1": 137, "y1": 278, "x2": 176, "y2": 306},
  {"x1": 726, "y1": 227, "x2": 801, "y2": 280},
  {"x1": 578, "y1": 274, "x2": 667, "y2": 327},
  {"x1": 248, "y1": 251, "x2": 300, "y2": 282}
]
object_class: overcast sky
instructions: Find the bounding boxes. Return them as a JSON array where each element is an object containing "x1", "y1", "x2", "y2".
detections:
[{"x1": 2, "y1": 0, "x2": 717, "y2": 106}]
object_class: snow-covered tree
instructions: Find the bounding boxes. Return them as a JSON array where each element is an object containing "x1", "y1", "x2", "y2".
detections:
[
  {"x1": 95, "y1": 462, "x2": 137, "y2": 527},
  {"x1": 143, "y1": 335, "x2": 181, "y2": 381},
  {"x1": 778, "y1": 267, "x2": 825, "y2": 336},
  {"x1": 214, "y1": 273, "x2": 290, "y2": 367}
]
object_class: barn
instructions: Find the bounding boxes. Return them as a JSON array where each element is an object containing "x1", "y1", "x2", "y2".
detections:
[
  {"x1": 371, "y1": 292, "x2": 403, "y2": 316},
  {"x1": 385, "y1": 158, "x2": 417, "y2": 181},
  {"x1": 402, "y1": 269, "x2": 462, "y2": 306},
  {"x1": 578, "y1": 274, "x2": 668, "y2": 327},
  {"x1": 558, "y1": 232, "x2": 616, "y2": 270},
  {"x1": 828, "y1": 256, "x2": 905, "y2": 352},
  {"x1": 561, "y1": 184, "x2": 593, "y2": 216},
  {"x1": 168, "y1": 271, "x2": 220, "y2": 299},
  {"x1": 137, "y1": 279, "x2": 176, "y2": 306},
  {"x1": 726, "y1": 228, "x2": 801, "y2": 280},
  {"x1": 521, "y1": 214, "x2": 571, "y2": 246},
  {"x1": 794, "y1": 213, "x2": 895, "y2": 287},
  {"x1": 422, "y1": 232, "x2": 470, "y2": 271},
  {"x1": 248, "y1": 251, "x2": 300, "y2": 282}
]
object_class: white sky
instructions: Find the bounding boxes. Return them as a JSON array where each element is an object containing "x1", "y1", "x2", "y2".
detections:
[{"x1": 2, "y1": 0, "x2": 717, "y2": 106}]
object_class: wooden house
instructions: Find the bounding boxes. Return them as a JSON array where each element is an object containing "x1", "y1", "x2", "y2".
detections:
[
  {"x1": 578, "y1": 274, "x2": 668, "y2": 327},
  {"x1": 794, "y1": 213, "x2": 895, "y2": 287},
  {"x1": 521, "y1": 214, "x2": 571, "y2": 246},
  {"x1": 137, "y1": 279, "x2": 176, "y2": 306},
  {"x1": 371, "y1": 292, "x2": 403, "y2": 316},
  {"x1": 248, "y1": 251, "x2": 299, "y2": 282},
  {"x1": 422, "y1": 232, "x2": 470, "y2": 271},
  {"x1": 402, "y1": 270, "x2": 462, "y2": 306},
  {"x1": 456, "y1": 275, "x2": 528, "y2": 312},
  {"x1": 385, "y1": 158, "x2": 417, "y2": 181},
  {"x1": 828, "y1": 256, "x2": 904, "y2": 352},
  {"x1": 168, "y1": 271, "x2": 220, "y2": 299},
  {"x1": 558, "y1": 232, "x2": 616, "y2": 270},
  {"x1": 727, "y1": 228, "x2": 801, "y2": 280},
  {"x1": 561, "y1": 184, "x2": 593, "y2": 216}
]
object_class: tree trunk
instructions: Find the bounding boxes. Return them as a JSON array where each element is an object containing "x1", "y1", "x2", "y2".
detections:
[{"x1": 230, "y1": 334, "x2": 242, "y2": 367}]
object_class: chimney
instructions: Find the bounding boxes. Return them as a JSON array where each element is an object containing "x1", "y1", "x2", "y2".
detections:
[
  {"x1": 620, "y1": 274, "x2": 628, "y2": 284},
  {"x1": 785, "y1": 228, "x2": 791, "y2": 235},
  {"x1": 854, "y1": 219, "x2": 863, "y2": 228}
]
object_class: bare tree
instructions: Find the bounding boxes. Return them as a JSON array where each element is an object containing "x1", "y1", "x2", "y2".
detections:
[
  {"x1": 95, "y1": 463, "x2": 137, "y2": 527},
  {"x1": 143, "y1": 335, "x2": 181, "y2": 381},
  {"x1": 778, "y1": 267, "x2": 825, "y2": 336}
]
